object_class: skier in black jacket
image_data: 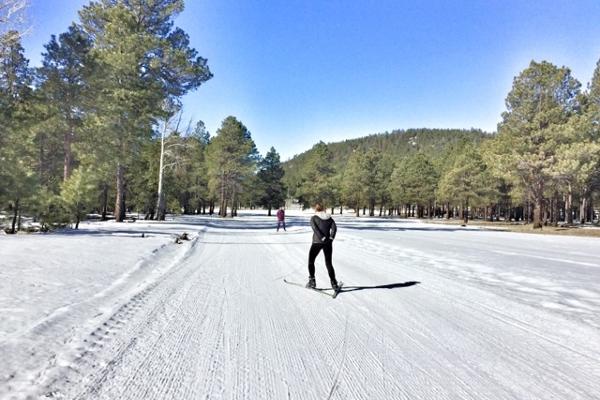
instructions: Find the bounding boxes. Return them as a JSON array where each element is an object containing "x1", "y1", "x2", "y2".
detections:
[{"x1": 306, "y1": 203, "x2": 339, "y2": 290}]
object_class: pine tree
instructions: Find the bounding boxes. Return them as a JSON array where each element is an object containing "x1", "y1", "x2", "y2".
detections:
[
  {"x1": 61, "y1": 167, "x2": 97, "y2": 229},
  {"x1": 363, "y1": 149, "x2": 383, "y2": 216},
  {"x1": 437, "y1": 145, "x2": 496, "y2": 224},
  {"x1": 375, "y1": 153, "x2": 395, "y2": 216},
  {"x1": 78, "y1": 0, "x2": 212, "y2": 222},
  {"x1": 389, "y1": 153, "x2": 438, "y2": 218},
  {"x1": 492, "y1": 60, "x2": 581, "y2": 228},
  {"x1": 188, "y1": 121, "x2": 211, "y2": 214},
  {"x1": 257, "y1": 147, "x2": 286, "y2": 216},
  {"x1": 37, "y1": 24, "x2": 93, "y2": 183},
  {"x1": 206, "y1": 116, "x2": 258, "y2": 217},
  {"x1": 341, "y1": 150, "x2": 367, "y2": 217},
  {"x1": 296, "y1": 141, "x2": 336, "y2": 208},
  {"x1": 0, "y1": 31, "x2": 36, "y2": 233}
]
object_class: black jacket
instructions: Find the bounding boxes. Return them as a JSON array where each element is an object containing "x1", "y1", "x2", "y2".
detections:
[{"x1": 310, "y1": 213, "x2": 337, "y2": 244}]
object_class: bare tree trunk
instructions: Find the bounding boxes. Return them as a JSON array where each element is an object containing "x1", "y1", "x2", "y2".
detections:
[
  {"x1": 115, "y1": 164, "x2": 126, "y2": 222},
  {"x1": 156, "y1": 193, "x2": 166, "y2": 220},
  {"x1": 533, "y1": 197, "x2": 543, "y2": 229},
  {"x1": 10, "y1": 198, "x2": 19, "y2": 234},
  {"x1": 231, "y1": 186, "x2": 237, "y2": 217},
  {"x1": 219, "y1": 171, "x2": 226, "y2": 217},
  {"x1": 63, "y1": 128, "x2": 73, "y2": 181},
  {"x1": 222, "y1": 198, "x2": 228, "y2": 217},
  {"x1": 101, "y1": 183, "x2": 108, "y2": 221},
  {"x1": 580, "y1": 195, "x2": 587, "y2": 224},
  {"x1": 551, "y1": 192, "x2": 559, "y2": 226}
]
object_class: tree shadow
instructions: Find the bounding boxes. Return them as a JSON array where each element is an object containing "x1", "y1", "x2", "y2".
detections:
[
  {"x1": 338, "y1": 223, "x2": 475, "y2": 232},
  {"x1": 340, "y1": 281, "x2": 420, "y2": 293}
]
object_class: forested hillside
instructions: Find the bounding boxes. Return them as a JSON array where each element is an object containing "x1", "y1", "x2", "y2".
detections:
[
  {"x1": 283, "y1": 128, "x2": 489, "y2": 198},
  {"x1": 284, "y1": 60, "x2": 600, "y2": 229}
]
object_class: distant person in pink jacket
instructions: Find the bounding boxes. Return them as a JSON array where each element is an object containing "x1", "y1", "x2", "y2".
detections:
[{"x1": 276, "y1": 207, "x2": 286, "y2": 232}]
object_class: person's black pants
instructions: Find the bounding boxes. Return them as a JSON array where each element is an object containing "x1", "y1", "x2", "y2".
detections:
[{"x1": 308, "y1": 241, "x2": 336, "y2": 282}]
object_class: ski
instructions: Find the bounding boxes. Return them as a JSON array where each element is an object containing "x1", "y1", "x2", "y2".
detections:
[
  {"x1": 283, "y1": 279, "x2": 343, "y2": 299},
  {"x1": 332, "y1": 282, "x2": 343, "y2": 298}
]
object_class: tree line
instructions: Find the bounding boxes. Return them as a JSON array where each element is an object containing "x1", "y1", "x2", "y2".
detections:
[
  {"x1": 2, "y1": 2, "x2": 599, "y2": 232},
  {"x1": 0, "y1": 0, "x2": 287, "y2": 233},
  {"x1": 284, "y1": 59, "x2": 600, "y2": 229}
]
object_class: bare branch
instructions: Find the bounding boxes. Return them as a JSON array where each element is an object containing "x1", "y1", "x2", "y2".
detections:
[{"x1": 0, "y1": 0, "x2": 30, "y2": 43}]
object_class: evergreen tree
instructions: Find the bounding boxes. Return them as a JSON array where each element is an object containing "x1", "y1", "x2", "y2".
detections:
[
  {"x1": 492, "y1": 60, "x2": 581, "y2": 228},
  {"x1": 363, "y1": 149, "x2": 383, "y2": 216},
  {"x1": 341, "y1": 150, "x2": 368, "y2": 217},
  {"x1": 437, "y1": 144, "x2": 496, "y2": 223},
  {"x1": 375, "y1": 153, "x2": 395, "y2": 216},
  {"x1": 0, "y1": 31, "x2": 36, "y2": 233},
  {"x1": 78, "y1": 0, "x2": 212, "y2": 222},
  {"x1": 257, "y1": 147, "x2": 286, "y2": 216},
  {"x1": 296, "y1": 141, "x2": 336, "y2": 208},
  {"x1": 188, "y1": 121, "x2": 211, "y2": 214},
  {"x1": 551, "y1": 107, "x2": 600, "y2": 224},
  {"x1": 206, "y1": 116, "x2": 258, "y2": 217},
  {"x1": 389, "y1": 153, "x2": 438, "y2": 218},
  {"x1": 61, "y1": 166, "x2": 97, "y2": 229},
  {"x1": 37, "y1": 24, "x2": 93, "y2": 183}
]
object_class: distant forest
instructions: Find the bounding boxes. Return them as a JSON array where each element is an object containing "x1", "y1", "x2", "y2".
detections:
[{"x1": 284, "y1": 59, "x2": 600, "y2": 230}]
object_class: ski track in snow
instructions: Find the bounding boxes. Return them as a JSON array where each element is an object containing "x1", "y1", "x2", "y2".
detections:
[{"x1": 1, "y1": 213, "x2": 600, "y2": 399}]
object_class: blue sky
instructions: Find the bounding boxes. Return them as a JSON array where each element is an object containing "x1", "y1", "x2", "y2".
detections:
[{"x1": 22, "y1": 0, "x2": 600, "y2": 159}]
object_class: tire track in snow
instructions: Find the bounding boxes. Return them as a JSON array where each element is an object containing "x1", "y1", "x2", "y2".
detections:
[{"x1": 42, "y1": 233, "x2": 211, "y2": 399}]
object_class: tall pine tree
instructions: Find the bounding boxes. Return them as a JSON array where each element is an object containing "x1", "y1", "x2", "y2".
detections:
[
  {"x1": 257, "y1": 147, "x2": 286, "y2": 216},
  {"x1": 78, "y1": 0, "x2": 212, "y2": 221}
]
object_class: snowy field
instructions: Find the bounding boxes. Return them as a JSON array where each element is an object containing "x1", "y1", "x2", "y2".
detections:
[{"x1": 1, "y1": 211, "x2": 600, "y2": 399}]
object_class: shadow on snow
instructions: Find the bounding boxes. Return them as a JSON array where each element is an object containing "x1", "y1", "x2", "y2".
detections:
[{"x1": 340, "y1": 281, "x2": 421, "y2": 293}]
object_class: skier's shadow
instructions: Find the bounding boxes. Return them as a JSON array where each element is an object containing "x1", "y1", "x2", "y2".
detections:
[{"x1": 340, "y1": 281, "x2": 420, "y2": 293}]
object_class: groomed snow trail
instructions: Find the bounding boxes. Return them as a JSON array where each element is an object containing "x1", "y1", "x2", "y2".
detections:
[{"x1": 5, "y1": 214, "x2": 600, "y2": 399}]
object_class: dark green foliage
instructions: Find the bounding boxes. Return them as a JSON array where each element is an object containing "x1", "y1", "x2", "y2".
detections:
[
  {"x1": 206, "y1": 116, "x2": 258, "y2": 217},
  {"x1": 0, "y1": 32, "x2": 37, "y2": 233},
  {"x1": 294, "y1": 141, "x2": 336, "y2": 208},
  {"x1": 257, "y1": 147, "x2": 286, "y2": 215},
  {"x1": 78, "y1": 0, "x2": 212, "y2": 221},
  {"x1": 438, "y1": 144, "x2": 497, "y2": 222},
  {"x1": 389, "y1": 153, "x2": 438, "y2": 217},
  {"x1": 284, "y1": 128, "x2": 488, "y2": 196},
  {"x1": 37, "y1": 24, "x2": 93, "y2": 184},
  {"x1": 491, "y1": 61, "x2": 582, "y2": 228}
]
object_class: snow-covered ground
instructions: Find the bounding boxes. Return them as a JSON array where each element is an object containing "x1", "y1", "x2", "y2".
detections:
[{"x1": 1, "y1": 211, "x2": 600, "y2": 399}]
